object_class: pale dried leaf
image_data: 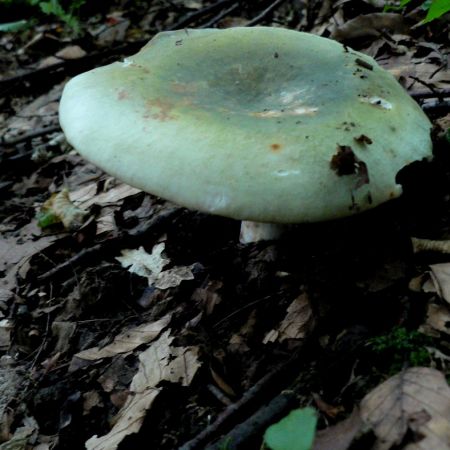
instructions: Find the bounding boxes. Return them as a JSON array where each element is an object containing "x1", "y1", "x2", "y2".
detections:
[
  {"x1": 39, "y1": 189, "x2": 88, "y2": 230},
  {"x1": 263, "y1": 294, "x2": 314, "y2": 343},
  {"x1": 361, "y1": 367, "x2": 450, "y2": 450},
  {"x1": 116, "y1": 244, "x2": 168, "y2": 279},
  {"x1": 424, "y1": 303, "x2": 450, "y2": 336},
  {"x1": 85, "y1": 330, "x2": 201, "y2": 450},
  {"x1": 52, "y1": 321, "x2": 76, "y2": 354},
  {"x1": 72, "y1": 313, "x2": 171, "y2": 363},
  {"x1": 429, "y1": 263, "x2": 450, "y2": 304},
  {"x1": 55, "y1": 45, "x2": 86, "y2": 60},
  {"x1": 131, "y1": 330, "x2": 200, "y2": 391},
  {"x1": 2, "y1": 84, "x2": 62, "y2": 141},
  {"x1": 0, "y1": 222, "x2": 62, "y2": 290},
  {"x1": 71, "y1": 182, "x2": 141, "y2": 210},
  {"x1": 85, "y1": 389, "x2": 160, "y2": 450},
  {"x1": 116, "y1": 243, "x2": 194, "y2": 289},
  {"x1": 0, "y1": 320, "x2": 12, "y2": 351},
  {"x1": 154, "y1": 265, "x2": 194, "y2": 289}
]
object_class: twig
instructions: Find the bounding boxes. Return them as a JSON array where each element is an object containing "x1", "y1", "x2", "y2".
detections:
[
  {"x1": 421, "y1": 100, "x2": 450, "y2": 112},
  {"x1": 245, "y1": 0, "x2": 288, "y2": 26},
  {"x1": 168, "y1": 0, "x2": 234, "y2": 30},
  {"x1": 200, "y1": 3, "x2": 240, "y2": 28},
  {"x1": 1, "y1": 125, "x2": 61, "y2": 146},
  {"x1": 206, "y1": 391, "x2": 298, "y2": 450},
  {"x1": 37, "y1": 207, "x2": 181, "y2": 282},
  {"x1": 207, "y1": 384, "x2": 234, "y2": 406},
  {"x1": 409, "y1": 76, "x2": 446, "y2": 102},
  {"x1": 411, "y1": 237, "x2": 450, "y2": 254},
  {"x1": 410, "y1": 88, "x2": 450, "y2": 99},
  {"x1": 178, "y1": 349, "x2": 304, "y2": 450}
]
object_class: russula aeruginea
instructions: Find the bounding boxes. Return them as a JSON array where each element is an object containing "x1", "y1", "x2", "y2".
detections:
[{"x1": 59, "y1": 27, "x2": 432, "y2": 243}]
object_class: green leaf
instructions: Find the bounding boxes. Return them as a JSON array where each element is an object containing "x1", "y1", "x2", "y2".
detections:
[
  {"x1": 0, "y1": 19, "x2": 29, "y2": 32},
  {"x1": 264, "y1": 408, "x2": 317, "y2": 450},
  {"x1": 422, "y1": 0, "x2": 450, "y2": 22}
]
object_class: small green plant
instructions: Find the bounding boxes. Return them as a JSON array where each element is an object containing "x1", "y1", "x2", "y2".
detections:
[
  {"x1": 263, "y1": 407, "x2": 317, "y2": 450},
  {"x1": 31, "y1": 0, "x2": 86, "y2": 30},
  {"x1": 368, "y1": 327, "x2": 433, "y2": 373},
  {"x1": 0, "y1": 0, "x2": 86, "y2": 32},
  {"x1": 385, "y1": 0, "x2": 450, "y2": 24}
]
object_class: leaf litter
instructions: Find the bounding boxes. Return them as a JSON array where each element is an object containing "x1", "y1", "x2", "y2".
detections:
[{"x1": 0, "y1": 0, "x2": 450, "y2": 449}]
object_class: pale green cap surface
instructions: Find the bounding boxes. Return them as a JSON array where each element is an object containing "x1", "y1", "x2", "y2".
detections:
[{"x1": 59, "y1": 27, "x2": 432, "y2": 223}]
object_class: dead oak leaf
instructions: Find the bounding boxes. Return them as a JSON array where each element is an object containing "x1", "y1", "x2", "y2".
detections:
[
  {"x1": 85, "y1": 330, "x2": 201, "y2": 450},
  {"x1": 70, "y1": 313, "x2": 171, "y2": 368},
  {"x1": 263, "y1": 294, "x2": 314, "y2": 343},
  {"x1": 360, "y1": 367, "x2": 450, "y2": 450},
  {"x1": 116, "y1": 243, "x2": 194, "y2": 289}
]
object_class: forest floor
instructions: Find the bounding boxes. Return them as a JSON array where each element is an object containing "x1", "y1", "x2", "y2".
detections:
[{"x1": 1, "y1": 1, "x2": 450, "y2": 449}]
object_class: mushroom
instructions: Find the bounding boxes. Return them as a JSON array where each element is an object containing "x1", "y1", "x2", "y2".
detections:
[{"x1": 59, "y1": 27, "x2": 432, "y2": 243}]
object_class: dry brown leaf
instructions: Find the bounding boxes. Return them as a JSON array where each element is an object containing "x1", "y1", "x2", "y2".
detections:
[
  {"x1": 2, "y1": 83, "x2": 62, "y2": 141},
  {"x1": 422, "y1": 303, "x2": 450, "y2": 336},
  {"x1": 191, "y1": 280, "x2": 223, "y2": 316},
  {"x1": 85, "y1": 330, "x2": 201, "y2": 450},
  {"x1": 83, "y1": 391, "x2": 103, "y2": 415},
  {"x1": 428, "y1": 263, "x2": 450, "y2": 304},
  {"x1": 55, "y1": 45, "x2": 87, "y2": 60},
  {"x1": 263, "y1": 294, "x2": 314, "y2": 343},
  {"x1": 51, "y1": 321, "x2": 76, "y2": 354},
  {"x1": 313, "y1": 408, "x2": 363, "y2": 450},
  {"x1": 71, "y1": 313, "x2": 171, "y2": 365},
  {"x1": 332, "y1": 13, "x2": 408, "y2": 41},
  {"x1": 70, "y1": 181, "x2": 141, "y2": 235},
  {"x1": 361, "y1": 367, "x2": 450, "y2": 450},
  {"x1": 0, "y1": 221, "x2": 63, "y2": 291}
]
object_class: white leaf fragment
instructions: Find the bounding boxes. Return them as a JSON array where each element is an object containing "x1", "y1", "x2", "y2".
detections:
[{"x1": 116, "y1": 243, "x2": 195, "y2": 289}]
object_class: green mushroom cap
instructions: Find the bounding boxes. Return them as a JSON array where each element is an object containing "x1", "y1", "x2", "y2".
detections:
[{"x1": 59, "y1": 27, "x2": 432, "y2": 223}]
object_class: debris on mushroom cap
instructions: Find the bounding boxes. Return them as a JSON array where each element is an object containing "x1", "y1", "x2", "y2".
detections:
[{"x1": 59, "y1": 27, "x2": 432, "y2": 224}]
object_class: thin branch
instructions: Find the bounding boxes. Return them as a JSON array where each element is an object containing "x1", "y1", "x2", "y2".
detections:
[
  {"x1": 245, "y1": 0, "x2": 288, "y2": 27},
  {"x1": 410, "y1": 88, "x2": 450, "y2": 99},
  {"x1": 168, "y1": 0, "x2": 234, "y2": 30},
  {"x1": 1, "y1": 124, "x2": 61, "y2": 146},
  {"x1": 206, "y1": 391, "x2": 298, "y2": 450},
  {"x1": 409, "y1": 76, "x2": 446, "y2": 102},
  {"x1": 178, "y1": 349, "x2": 305, "y2": 450},
  {"x1": 200, "y1": 3, "x2": 240, "y2": 28}
]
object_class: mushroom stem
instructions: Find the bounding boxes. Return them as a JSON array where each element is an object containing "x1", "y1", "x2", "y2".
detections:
[{"x1": 239, "y1": 221, "x2": 286, "y2": 244}]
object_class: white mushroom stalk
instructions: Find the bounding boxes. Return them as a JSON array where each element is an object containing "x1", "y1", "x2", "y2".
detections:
[
  {"x1": 59, "y1": 27, "x2": 432, "y2": 242},
  {"x1": 239, "y1": 221, "x2": 286, "y2": 244}
]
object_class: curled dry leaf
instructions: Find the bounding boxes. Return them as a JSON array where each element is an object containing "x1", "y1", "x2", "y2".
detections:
[
  {"x1": 85, "y1": 329, "x2": 201, "y2": 450},
  {"x1": 360, "y1": 367, "x2": 450, "y2": 450},
  {"x1": 70, "y1": 313, "x2": 171, "y2": 367},
  {"x1": 37, "y1": 188, "x2": 88, "y2": 231},
  {"x1": 116, "y1": 243, "x2": 194, "y2": 289},
  {"x1": 70, "y1": 181, "x2": 141, "y2": 235},
  {"x1": 263, "y1": 294, "x2": 314, "y2": 344}
]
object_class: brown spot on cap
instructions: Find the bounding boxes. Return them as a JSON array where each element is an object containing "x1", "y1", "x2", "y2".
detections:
[
  {"x1": 354, "y1": 134, "x2": 373, "y2": 145},
  {"x1": 271, "y1": 143, "x2": 282, "y2": 152}
]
